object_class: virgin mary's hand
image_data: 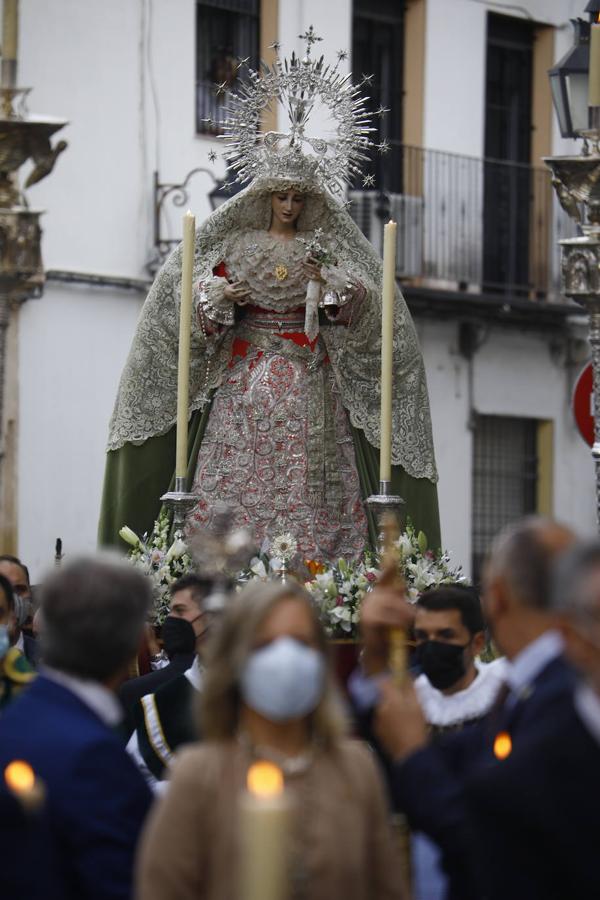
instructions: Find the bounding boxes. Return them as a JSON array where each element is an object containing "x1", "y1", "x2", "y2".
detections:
[
  {"x1": 303, "y1": 256, "x2": 325, "y2": 283},
  {"x1": 223, "y1": 281, "x2": 251, "y2": 304}
]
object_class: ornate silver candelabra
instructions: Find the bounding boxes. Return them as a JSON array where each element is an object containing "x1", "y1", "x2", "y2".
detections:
[{"x1": 545, "y1": 135, "x2": 600, "y2": 531}]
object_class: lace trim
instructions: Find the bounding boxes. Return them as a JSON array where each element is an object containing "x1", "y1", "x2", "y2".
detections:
[{"x1": 196, "y1": 278, "x2": 235, "y2": 326}]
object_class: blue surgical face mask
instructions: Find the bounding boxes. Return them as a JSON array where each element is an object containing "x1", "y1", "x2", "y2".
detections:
[
  {"x1": 0, "y1": 624, "x2": 10, "y2": 660},
  {"x1": 240, "y1": 636, "x2": 325, "y2": 722}
]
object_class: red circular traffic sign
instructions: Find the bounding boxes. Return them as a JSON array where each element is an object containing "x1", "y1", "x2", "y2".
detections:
[{"x1": 573, "y1": 362, "x2": 594, "y2": 448}]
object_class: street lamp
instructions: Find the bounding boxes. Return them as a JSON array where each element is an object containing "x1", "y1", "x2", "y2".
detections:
[
  {"x1": 545, "y1": 1, "x2": 600, "y2": 532},
  {"x1": 549, "y1": 18, "x2": 590, "y2": 139}
]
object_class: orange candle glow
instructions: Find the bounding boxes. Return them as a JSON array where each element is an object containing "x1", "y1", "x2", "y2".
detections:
[
  {"x1": 493, "y1": 731, "x2": 512, "y2": 761},
  {"x1": 5, "y1": 759, "x2": 45, "y2": 812}
]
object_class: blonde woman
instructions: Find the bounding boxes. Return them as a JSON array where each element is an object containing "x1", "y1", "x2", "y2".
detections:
[{"x1": 136, "y1": 580, "x2": 404, "y2": 900}]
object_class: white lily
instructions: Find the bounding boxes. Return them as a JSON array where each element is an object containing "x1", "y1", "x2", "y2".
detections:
[
  {"x1": 119, "y1": 526, "x2": 141, "y2": 548},
  {"x1": 166, "y1": 538, "x2": 187, "y2": 563}
]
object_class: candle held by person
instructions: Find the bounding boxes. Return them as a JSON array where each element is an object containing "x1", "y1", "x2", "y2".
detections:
[
  {"x1": 380, "y1": 220, "x2": 397, "y2": 484},
  {"x1": 239, "y1": 760, "x2": 290, "y2": 900},
  {"x1": 4, "y1": 759, "x2": 45, "y2": 813},
  {"x1": 175, "y1": 210, "x2": 196, "y2": 480}
]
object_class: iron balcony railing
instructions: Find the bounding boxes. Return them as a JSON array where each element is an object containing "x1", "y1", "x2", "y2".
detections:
[{"x1": 349, "y1": 143, "x2": 577, "y2": 302}]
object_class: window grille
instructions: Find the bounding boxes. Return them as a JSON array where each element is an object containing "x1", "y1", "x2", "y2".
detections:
[
  {"x1": 196, "y1": 0, "x2": 259, "y2": 135},
  {"x1": 471, "y1": 414, "x2": 538, "y2": 585}
]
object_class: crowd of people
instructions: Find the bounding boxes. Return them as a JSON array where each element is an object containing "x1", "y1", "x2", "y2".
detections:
[{"x1": 0, "y1": 516, "x2": 598, "y2": 899}]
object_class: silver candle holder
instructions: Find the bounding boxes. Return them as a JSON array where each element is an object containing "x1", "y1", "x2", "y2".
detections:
[
  {"x1": 366, "y1": 480, "x2": 405, "y2": 552},
  {"x1": 160, "y1": 476, "x2": 197, "y2": 533}
]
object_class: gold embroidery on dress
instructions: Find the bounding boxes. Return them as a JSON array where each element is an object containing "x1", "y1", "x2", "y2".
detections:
[{"x1": 274, "y1": 264, "x2": 288, "y2": 281}]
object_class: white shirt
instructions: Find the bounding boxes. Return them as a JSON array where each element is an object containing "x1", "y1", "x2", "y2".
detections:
[
  {"x1": 505, "y1": 629, "x2": 564, "y2": 701},
  {"x1": 42, "y1": 666, "x2": 122, "y2": 728},
  {"x1": 575, "y1": 682, "x2": 600, "y2": 748},
  {"x1": 14, "y1": 631, "x2": 24, "y2": 653}
]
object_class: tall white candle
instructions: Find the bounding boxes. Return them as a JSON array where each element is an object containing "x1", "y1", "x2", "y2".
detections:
[
  {"x1": 239, "y1": 761, "x2": 290, "y2": 900},
  {"x1": 2, "y1": 0, "x2": 18, "y2": 60},
  {"x1": 590, "y1": 16, "x2": 600, "y2": 108},
  {"x1": 175, "y1": 210, "x2": 195, "y2": 480},
  {"x1": 380, "y1": 220, "x2": 397, "y2": 483}
]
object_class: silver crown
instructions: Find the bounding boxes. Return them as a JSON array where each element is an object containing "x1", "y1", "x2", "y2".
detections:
[{"x1": 209, "y1": 27, "x2": 386, "y2": 195}]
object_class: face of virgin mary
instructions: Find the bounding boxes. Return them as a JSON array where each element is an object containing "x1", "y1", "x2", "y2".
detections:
[{"x1": 270, "y1": 190, "x2": 305, "y2": 228}]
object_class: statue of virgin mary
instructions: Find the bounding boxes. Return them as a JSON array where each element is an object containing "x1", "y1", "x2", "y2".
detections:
[{"x1": 98, "y1": 36, "x2": 440, "y2": 560}]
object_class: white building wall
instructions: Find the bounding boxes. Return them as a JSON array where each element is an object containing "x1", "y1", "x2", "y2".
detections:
[
  {"x1": 421, "y1": 318, "x2": 595, "y2": 576},
  {"x1": 424, "y1": 0, "x2": 581, "y2": 158},
  {"x1": 11, "y1": 0, "x2": 595, "y2": 580}
]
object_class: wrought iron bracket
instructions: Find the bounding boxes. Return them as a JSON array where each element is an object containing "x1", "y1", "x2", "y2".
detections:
[{"x1": 150, "y1": 167, "x2": 219, "y2": 275}]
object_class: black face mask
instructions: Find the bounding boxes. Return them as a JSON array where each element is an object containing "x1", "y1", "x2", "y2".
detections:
[
  {"x1": 414, "y1": 640, "x2": 468, "y2": 691},
  {"x1": 161, "y1": 616, "x2": 197, "y2": 659}
]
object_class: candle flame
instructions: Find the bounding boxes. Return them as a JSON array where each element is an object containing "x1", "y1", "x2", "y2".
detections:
[
  {"x1": 247, "y1": 761, "x2": 284, "y2": 797},
  {"x1": 493, "y1": 731, "x2": 512, "y2": 761},
  {"x1": 5, "y1": 760, "x2": 35, "y2": 792}
]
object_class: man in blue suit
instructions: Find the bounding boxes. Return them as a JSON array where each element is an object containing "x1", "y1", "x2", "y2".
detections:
[
  {"x1": 369, "y1": 516, "x2": 577, "y2": 899},
  {"x1": 466, "y1": 538, "x2": 600, "y2": 899},
  {"x1": 0, "y1": 556, "x2": 154, "y2": 900}
]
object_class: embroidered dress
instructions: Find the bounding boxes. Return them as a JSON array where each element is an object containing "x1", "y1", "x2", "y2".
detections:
[{"x1": 189, "y1": 231, "x2": 368, "y2": 561}]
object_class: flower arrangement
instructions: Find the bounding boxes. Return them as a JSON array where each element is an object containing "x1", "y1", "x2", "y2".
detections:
[
  {"x1": 119, "y1": 510, "x2": 193, "y2": 623},
  {"x1": 297, "y1": 227, "x2": 339, "y2": 267},
  {"x1": 305, "y1": 556, "x2": 379, "y2": 638},
  {"x1": 243, "y1": 523, "x2": 466, "y2": 639},
  {"x1": 120, "y1": 519, "x2": 465, "y2": 635}
]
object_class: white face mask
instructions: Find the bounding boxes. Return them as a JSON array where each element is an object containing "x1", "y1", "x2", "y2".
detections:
[{"x1": 240, "y1": 636, "x2": 325, "y2": 722}]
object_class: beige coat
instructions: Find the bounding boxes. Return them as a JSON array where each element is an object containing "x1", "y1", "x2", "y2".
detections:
[{"x1": 136, "y1": 738, "x2": 405, "y2": 900}]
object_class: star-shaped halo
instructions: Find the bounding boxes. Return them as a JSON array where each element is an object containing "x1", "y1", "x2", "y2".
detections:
[
  {"x1": 337, "y1": 49, "x2": 348, "y2": 61},
  {"x1": 268, "y1": 40, "x2": 281, "y2": 52},
  {"x1": 361, "y1": 73, "x2": 375, "y2": 86},
  {"x1": 208, "y1": 150, "x2": 217, "y2": 163},
  {"x1": 362, "y1": 173, "x2": 376, "y2": 188},
  {"x1": 377, "y1": 140, "x2": 390, "y2": 154},
  {"x1": 375, "y1": 104, "x2": 390, "y2": 116}
]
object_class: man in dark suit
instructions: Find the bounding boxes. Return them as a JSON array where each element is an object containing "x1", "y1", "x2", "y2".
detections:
[
  {"x1": 466, "y1": 538, "x2": 600, "y2": 899},
  {"x1": 0, "y1": 556, "x2": 153, "y2": 900},
  {"x1": 369, "y1": 516, "x2": 577, "y2": 899},
  {"x1": 118, "y1": 574, "x2": 212, "y2": 732}
]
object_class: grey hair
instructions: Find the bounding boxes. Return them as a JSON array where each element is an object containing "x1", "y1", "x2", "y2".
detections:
[
  {"x1": 551, "y1": 540, "x2": 600, "y2": 618},
  {"x1": 200, "y1": 579, "x2": 346, "y2": 746},
  {"x1": 40, "y1": 555, "x2": 152, "y2": 681},
  {"x1": 486, "y1": 515, "x2": 575, "y2": 611}
]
